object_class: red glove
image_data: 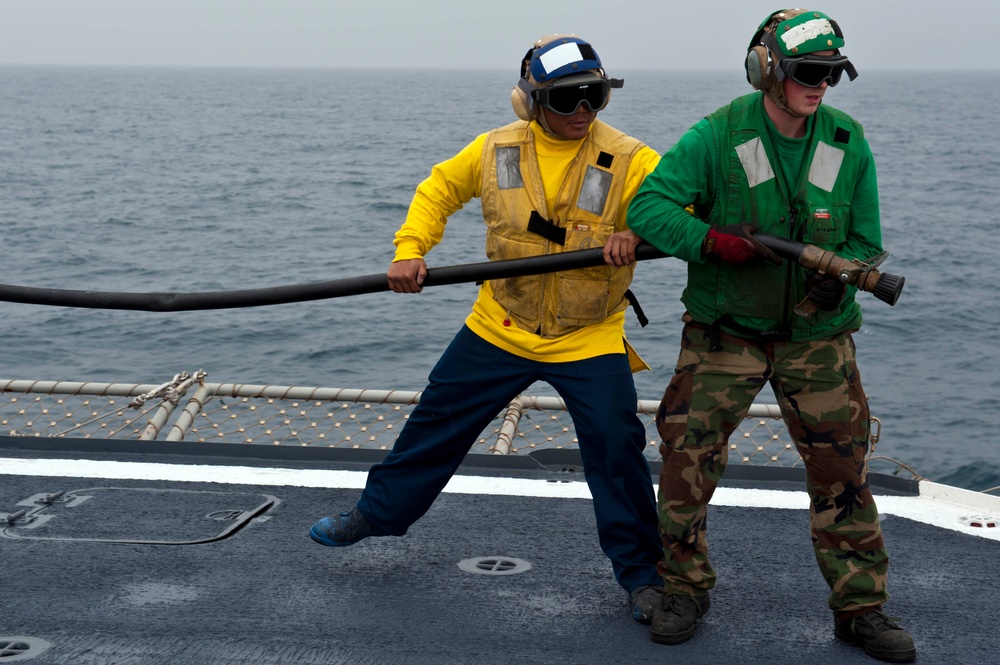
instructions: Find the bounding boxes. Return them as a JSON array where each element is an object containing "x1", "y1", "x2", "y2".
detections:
[
  {"x1": 704, "y1": 228, "x2": 755, "y2": 264},
  {"x1": 703, "y1": 224, "x2": 781, "y2": 265}
]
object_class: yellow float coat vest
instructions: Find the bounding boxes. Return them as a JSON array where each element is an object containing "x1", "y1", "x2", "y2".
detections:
[{"x1": 480, "y1": 120, "x2": 644, "y2": 338}]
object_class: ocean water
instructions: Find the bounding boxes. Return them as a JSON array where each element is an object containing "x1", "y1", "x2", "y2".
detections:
[{"x1": 1, "y1": 66, "x2": 998, "y2": 490}]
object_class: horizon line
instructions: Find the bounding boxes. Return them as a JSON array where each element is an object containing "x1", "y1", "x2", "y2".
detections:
[{"x1": 0, "y1": 62, "x2": 997, "y2": 73}]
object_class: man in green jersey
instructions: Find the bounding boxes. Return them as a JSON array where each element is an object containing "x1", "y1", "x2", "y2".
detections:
[{"x1": 627, "y1": 9, "x2": 916, "y2": 662}]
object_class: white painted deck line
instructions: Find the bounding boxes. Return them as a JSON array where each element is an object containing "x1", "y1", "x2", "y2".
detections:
[{"x1": 3, "y1": 457, "x2": 999, "y2": 541}]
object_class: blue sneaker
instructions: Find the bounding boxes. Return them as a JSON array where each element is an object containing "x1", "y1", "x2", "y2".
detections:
[
  {"x1": 309, "y1": 508, "x2": 382, "y2": 547},
  {"x1": 629, "y1": 585, "x2": 663, "y2": 624}
]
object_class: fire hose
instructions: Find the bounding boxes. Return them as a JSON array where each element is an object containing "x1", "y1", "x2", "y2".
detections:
[{"x1": 0, "y1": 238, "x2": 903, "y2": 313}]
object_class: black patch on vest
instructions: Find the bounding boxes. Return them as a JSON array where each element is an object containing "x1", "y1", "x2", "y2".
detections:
[
  {"x1": 526, "y1": 210, "x2": 566, "y2": 245},
  {"x1": 596, "y1": 152, "x2": 613, "y2": 168},
  {"x1": 834, "y1": 127, "x2": 851, "y2": 144}
]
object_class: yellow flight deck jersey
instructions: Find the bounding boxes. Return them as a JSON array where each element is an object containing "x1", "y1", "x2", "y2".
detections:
[{"x1": 393, "y1": 120, "x2": 660, "y2": 369}]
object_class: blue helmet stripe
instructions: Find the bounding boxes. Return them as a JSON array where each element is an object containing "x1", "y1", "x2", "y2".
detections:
[{"x1": 528, "y1": 38, "x2": 602, "y2": 83}]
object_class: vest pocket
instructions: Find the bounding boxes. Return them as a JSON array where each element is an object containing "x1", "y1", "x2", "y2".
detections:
[
  {"x1": 801, "y1": 203, "x2": 849, "y2": 247},
  {"x1": 717, "y1": 262, "x2": 784, "y2": 321},
  {"x1": 563, "y1": 221, "x2": 609, "y2": 266},
  {"x1": 555, "y1": 273, "x2": 611, "y2": 326},
  {"x1": 554, "y1": 222, "x2": 614, "y2": 325},
  {"x1": 487, "y1": 233, "x2": 544, "y2": 326}
]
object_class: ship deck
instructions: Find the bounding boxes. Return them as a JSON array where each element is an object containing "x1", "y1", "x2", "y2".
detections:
[{"x1": 1, "y1": 438, "x2": 998, "y2": 664}]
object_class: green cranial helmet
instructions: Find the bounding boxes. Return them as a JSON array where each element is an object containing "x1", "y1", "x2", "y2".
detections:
[
  {"x1": 766, "y1": 9, "x2": 845, "y2": 57},
  {"x1": 745, "y1": 8, "x2": 857, "y2": 116}
]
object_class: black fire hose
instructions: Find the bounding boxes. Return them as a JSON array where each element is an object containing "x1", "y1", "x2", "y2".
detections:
[
  {"x1": 0, "y1": 245, "x2": 669, "y2": 312},
  {"x1": 0, "y1": 236, "x2": 903, "y2": 313}
]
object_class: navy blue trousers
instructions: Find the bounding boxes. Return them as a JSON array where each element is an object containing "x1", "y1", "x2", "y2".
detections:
[{"x1": 356, "y1": 325, "x2": 662, "y2": 592}]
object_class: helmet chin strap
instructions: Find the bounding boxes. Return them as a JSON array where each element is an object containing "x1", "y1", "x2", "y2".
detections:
[
  {"x1": 535, "y1": 108, "x2": 559, "y2": 136},
  {"x1": 762, "y1": 76, "x2": 808, "y2": 119},
  {"x1": 768, "y1": 93, "x2": 808, "y2": 119}
]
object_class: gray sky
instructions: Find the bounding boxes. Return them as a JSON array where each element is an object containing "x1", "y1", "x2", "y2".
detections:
[{"x1": 1, "y1": 0, "x2": 996, "y2": 71}]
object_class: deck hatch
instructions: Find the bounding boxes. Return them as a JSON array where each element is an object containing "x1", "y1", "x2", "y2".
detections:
[{"x1": 0, "y1": 487, "x2": 276, "y2": 544}]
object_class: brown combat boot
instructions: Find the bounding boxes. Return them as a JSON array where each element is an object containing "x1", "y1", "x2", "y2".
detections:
[
  {"x1": 649, "y1": 593, "x2": 710, "y2": 645},
  {"x1": 834, "y1": 609, "x2": 916, "y2": 662}
]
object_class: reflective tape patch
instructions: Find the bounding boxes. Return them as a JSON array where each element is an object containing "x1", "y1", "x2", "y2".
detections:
[
  {"x1": 539, "y1": 42, "x2": 585, "y2": 75},
  {"x1": 577, "y1": 165, "x2": 612, "y2": 215},
  {"x1": 808, "y1": 141, "x2": 845, "y2": 192},
  {"x1": 496, "y1": 146, "x2": 523, "y2": 190},
  {"x1": 734, "y1": 137, "x2": 775, "y2": 188},
  {"x1": 780, "y1": 18, "x2": 835, "y2": 52}
]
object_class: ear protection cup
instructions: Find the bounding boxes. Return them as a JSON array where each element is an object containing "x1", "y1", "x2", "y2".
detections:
[
  {"x1": 745, "y1": 44, "x2": 770, "y2": 89},
  {"x1": 510, "y1": 85, "x2": 533, "y2": 121},
  {"x1": 512, "y1": 45, "x2": 538, "y2": 121}
]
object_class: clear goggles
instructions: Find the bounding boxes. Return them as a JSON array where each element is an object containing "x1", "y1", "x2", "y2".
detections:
[
  {"x1": 777, "y1": 54, "x2": 858, "y2": 88},
  {"x1": 531, "y1": 78, "x2": 612, "y2": 115}
]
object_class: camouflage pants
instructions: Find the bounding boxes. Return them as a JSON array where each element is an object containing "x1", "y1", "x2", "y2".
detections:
[{"x1": 655, "y1": 318, "x2": 889, "y2": 613}]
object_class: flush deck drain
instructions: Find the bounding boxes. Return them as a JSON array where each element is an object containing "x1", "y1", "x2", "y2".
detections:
[
  {"x1": 0, "y1": 636, "x2": 51, "y2": 662},
  {"x1": 458, "y1": 556, "x2": 532, "y2": 576}
]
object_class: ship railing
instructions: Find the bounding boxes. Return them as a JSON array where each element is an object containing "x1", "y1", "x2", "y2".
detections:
[{"x1": 0, "y1": 372, "x2": 798, "y2": 467}]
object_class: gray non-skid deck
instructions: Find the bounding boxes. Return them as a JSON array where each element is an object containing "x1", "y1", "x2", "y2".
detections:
[{"x1": 1, "y1": 445, "x2": 996, "y2": 664}]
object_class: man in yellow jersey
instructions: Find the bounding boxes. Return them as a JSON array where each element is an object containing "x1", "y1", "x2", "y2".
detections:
[{"x1": 310, "y1": 35, "x2": 665, "y2": 622}]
